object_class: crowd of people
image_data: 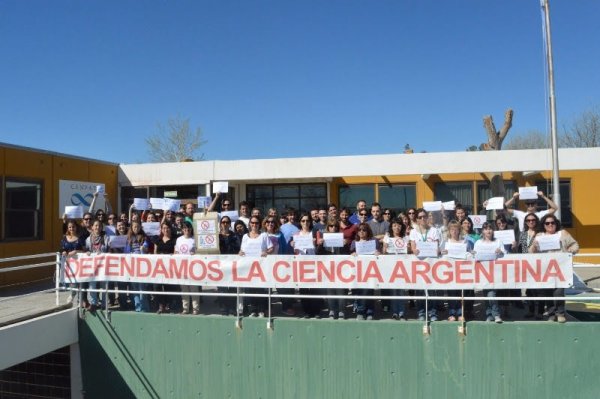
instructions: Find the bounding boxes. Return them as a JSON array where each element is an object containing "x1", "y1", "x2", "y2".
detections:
[{"x1": 60, "y1": 191, "x2": 579, "y2": 323}]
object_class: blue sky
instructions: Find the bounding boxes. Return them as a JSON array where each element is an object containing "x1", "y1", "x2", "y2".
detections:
[{"x1": 1, "y1": 0, "x2": 599, "y2": 164}]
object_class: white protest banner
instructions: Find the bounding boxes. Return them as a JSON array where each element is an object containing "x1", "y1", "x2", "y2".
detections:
[
  {"x1": 65, "y1": 205, "x2": 84, "y2": 219},
  {"x1": 519, "y1": 186, "x2": 538, "y2": 200},
  {"x1": 494, "y1": 230, "x2": 515, "y2": 245},
  {"x1": 149, "y1": 198, "x2": 165, "y2": 210},
  {"x1": 62, "y1": 253, "x2": 573, "y2": 290},
  {"x1": 220, "y1": 211, "x2": 239, "y2": 223},
  {"x1": 469, "y1": 215, "x2": 487, "y2": 229},
  {"x1": 133, "y1": 198, "x2": 150, "y2": 211},
  {"x1": 213, "y1": 181, "x2": 229, "y2": 194},
  {"x1": 486, "y1": 197, "x2": 505, "y2": 210},
  {"x1": 59, "y1": 180, "x2": 105, "y2": 218},
  {"x1": 142, "y1": 222, "x2": 161, "y2": 236},
  {"x1": 537, "y1": 233, "x2": 561, "y2": 251},
  {"x1": 163, "y1": 198, "x2": 181, "y2": 212},
  {"x1": 294, "y1": 234, "x2": 315, "y2": 250},
  {"x1": 445, "y1": 242, "x2": 468, "y2": 259},
  {"x1": 416, "y1": 241, "x2": 438, "y2": 257},
  {"x1": 355, "y1": 240, "x2": 377, "y2": 255},
  {"x1": 109, "y1": 235, "x2": 128, "y2": 249},
  {"x1": 197, "y1": 196, "x2": 211, "y2": 209},
  {"x1": 323, "y1": 233, "x2": 344, "y2": 248},
  {"x1": 442, "y1": 201, "x2": 456, "y2": 211},
  {"x1": 196, "y1": 219, "x2": 217, "y2": 235},
  {"x1": 423, "y1": 201, "x2": 442, "y2": 212}
]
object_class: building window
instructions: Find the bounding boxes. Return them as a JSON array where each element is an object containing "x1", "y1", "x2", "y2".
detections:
[
  {"x1": 434, "y1": 182, "x2": 474, "y2": 214},
  {"x1": 339, "y1": 184, "x2": 375, "y2": 210},
  {"x1": 339, "y1": 184, "x2": 416, "y2": 212},
  {"x1": 535, "y1": 179, "x2": 572, "y2": 227},
  {"x1": 377, "y1": 184, "x2": 416, "y2": 212},
  {"x1": 246, "y1": 184, "x2": 327, "y2": 214},
  {"x1": 3, "y1": 178, "x2": 43, "y2": 240}
]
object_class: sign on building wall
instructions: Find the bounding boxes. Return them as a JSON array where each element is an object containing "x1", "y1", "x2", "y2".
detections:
[{"x1": 59, "y1": 179, "x2": 105, "y2": 218}]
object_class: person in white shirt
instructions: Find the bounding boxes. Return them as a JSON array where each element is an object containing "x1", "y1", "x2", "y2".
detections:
[
  {"x1": 473, "y1": 222, "x2": 506, "y2": 323},
  {"x1": 504, "y1": 191, "x2": 558, "y2": 232},
  {"x1": 175, "y1": 222, "x2": 199, "y2": 315},
  {"x1": 409, "y1": 208, "x2": 441, "y2": 321}
]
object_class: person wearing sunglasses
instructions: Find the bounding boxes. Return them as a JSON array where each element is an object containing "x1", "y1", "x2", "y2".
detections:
[
  {"x1": 317, "y1": 218, "x2": 346, "y2": 319},
  {"x1": 351, "y1": 223, "x2": 380, "y2": 320},
  {"x1": 239, "y1": 216, "x2": 273, "y2": 317},
  {"x1": 530, "y1": 214, "x2": 579, "y2": 323},
  {"x1": 518, "y1": 213, "x2": 543, "y2": 319},
  {"x1": 382, "y1": 208, "x2": 395, "y2": 223},
  {"x1": 263, "y1": 216, "x2": 296, "y2": 316},
  {"x1": 349, "y1": 199, "x2": 370, "y2": 224},
  {"x1": 291, "y1": 213, "x2": 322, "y2": 318},
  {"x1": 89, "y1": 190, "x2": 113, "y2": 223},
  {"x1": 217, "y1": 216, "x2": 241, "y2": 316},
  {"x1": 409, "y1": 208, "x2": 441, "y2": 321},
  {"x1": 504, "y1": 190, "x2": 558, "y2": 232}
]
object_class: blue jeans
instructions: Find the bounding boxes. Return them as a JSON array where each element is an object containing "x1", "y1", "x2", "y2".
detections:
[
  {"x1": 485, "y1": 290, "x2": 500, "y2": 318},
  {"x1": 355, "y1": 289, "x2": 374, "y2": 316},
  {"x1": 390, "y1": 289, "x2": 406, "y2": 316},
  {"x1": 416, "y1": 290, "x2": 438, "y2": 318},
  {"x1": 132, "y1": 283, "x2": 149, "y2": 312}
]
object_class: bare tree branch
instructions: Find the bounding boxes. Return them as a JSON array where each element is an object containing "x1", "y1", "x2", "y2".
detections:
[
  {"x1": 482, "y1": 108, "x2": 514, "y2": 150},
  {"x1": 145, "y1": 116, "x2": 208, "y2": 162}
]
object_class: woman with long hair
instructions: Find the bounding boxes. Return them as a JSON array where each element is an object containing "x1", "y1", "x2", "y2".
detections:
[
  {"x1": 125, "y1": 221, "x2": 150, "y2": 312},
  {"x1": 154, "y1": 222, "x2": 178, "y2": 314},
  {"x1": 530, "y1": 214, "x2": 579, "y2": 323},
  {"x1": 60, "y1": 220, "x2": 84, "y2": 305}
]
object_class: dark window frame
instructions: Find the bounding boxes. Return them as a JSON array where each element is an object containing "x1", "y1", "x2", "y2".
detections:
[{"x1": 2, "y1": 176, "x2": 44, "y2": 241}]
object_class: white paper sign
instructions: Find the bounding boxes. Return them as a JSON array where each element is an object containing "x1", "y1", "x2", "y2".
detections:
[
  {"x1": 197, "y1": 234, "x2": 218, "y2": 250},
  {"x1": 388, "y1": 237, "x2": 408, "y2": 254},
  {"x1": 469, "y1": 215, "x2": 487, "y2": 229},
  {"x1": 142, "y1": 222, "x2": 161, "y2": 236},
  {"x1": 494, "y1": 230, "x2": 515, "y2": 245},
  {"x1": 65, "y1": 205, "x2": 84, "y2": 219},
  {"x1": 109, "y1": 235, "x2": 127, "y2": 249},
  {"x1": 220, "y1": 211, "x2": 239, "y2": 223},
  {"x1": 133, "y1": 198, "x2": 150, "y2": 211},
  {"x1": 442, "y1": 201, "x2": 456, "y2": 211},
  {"x1": 474, "y1": 242, "x2": 500, "y2": 261},
  {"x1": 58, "y1": 179, "x2": 105, "y2": 218},
  {"x1": 445, "y1": 242, "x2": 468, "y2": 259},
  {"x1": 197, "y1": 219, "x2": 217, "y2": 234},
  {"x1": 241, "y1": 240, "x2": 262, "y2": 256},
  {"x1": 213, "y1": 181, "x2": 229, "y2": 194},
  {"x1": 416, "y1": 241, "x2": 438, "y2": 257},
  {"x1": 294, "y1": 234, "x2": 315, "y2": 250},
  {"x1": 197, "y1": 196, "x2": 211, "y2": 209},
  {"x1": 519, "y1": 186, "x2": 538, "y2": 200},
  {"x1": 104, "y1": 225, "x2": 116, "y2": 236},
  {"x1": 537, "y1": 233, "x2": 561, "y2": 251},
  {"x1": 150, "y1": 198, "x2": 165, "y2": 210},
  {"x1": 423, "y1": 201, "x2": 442, "y2": 212},
  {"x1": 323, "y1": 233, "x2": 344, "y2": 248},
  {"x1": 163, "y1": 198, "x2": 181, "y2": 212},
  {"x1": 486, "y1": 197, "x2": 505, "y2": 210},
  {"x1": 355, "y1": 240, "x2": 377, "y2": 255}
]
